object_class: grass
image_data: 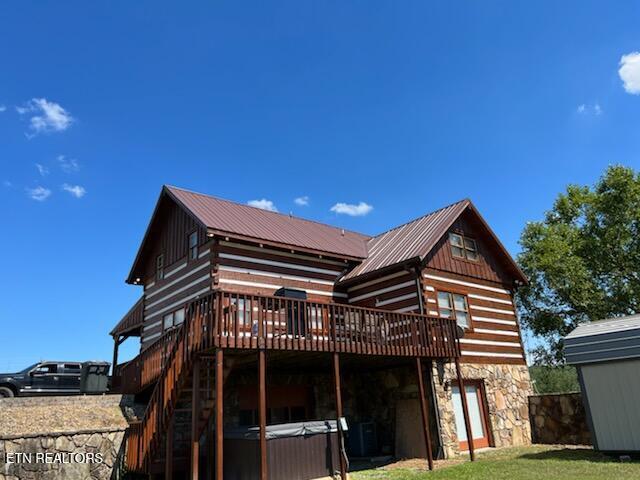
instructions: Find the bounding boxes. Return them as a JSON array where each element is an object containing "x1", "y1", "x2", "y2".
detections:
[{"x1": 350, "y1": 445, "x2": 640, "y2": 480}]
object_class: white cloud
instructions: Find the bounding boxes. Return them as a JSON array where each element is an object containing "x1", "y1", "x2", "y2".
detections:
[
  {"x1": 248, "y1": 199, "x2": 278, "y2": 212},
  {"x1": 619, "y1": 52, "x2": 640, "y2": 94},
  {"x1": 17, "y1": 98, "x2": 74, "y2": 135},
  {"x1": 57, "y1": 155, "x2": 79, "y2": 173},
  {"x1": 26, "y1": 186, "x2": 52, "y2": 201},
  {"x1": 62, "y1": 184, "x2": 87, "y2": 198},
  {"x1": 294, "y1": 196, "x2": 309, "y2": 206},
  {"x1": 576, "y1": 103, "x2": 602, "y2": 115},
  {"x1": 330, "y1": 201, "x2": 373, "y2": 217},
  {"x1": 35, "y1": 163, "x2": 49, "y2": 176}
]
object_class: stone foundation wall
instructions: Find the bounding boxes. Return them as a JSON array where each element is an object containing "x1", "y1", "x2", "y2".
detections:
[
  {"x1": 528, "y1": 393, "x2": 592, "y2": 445},
  {"x1": 0, "y1": 431, "x2": 126, "y2": 480},
  {"x1": 0, "y1": 395, "x2": 137, "y2": 480},
  {"x1": 431, "y1": 363, "x2": 533, "y2": 458}
]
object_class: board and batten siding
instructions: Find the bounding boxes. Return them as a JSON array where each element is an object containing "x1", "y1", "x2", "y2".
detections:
[
  {"x1": 213, "y1": 239, "x2": 351, "y2": 303},
  {"x1": 579, "y1": 359, "x2": 640, "y2": 451},
  {"x1": 142, "y1": 197, "x2": 208, "y2": 281},
  {"x1": 424, "y1": 212, "x2": 513, "y2": 285},
  {"x1": 346, "y1": 269, "x2": 421, "y2": 313},
  {"x1": 422, "y1": 269, "x2": 525, "y2": 364},
  {"x1": 141, "y1": 242, "x2": 213, "y2": 349}
]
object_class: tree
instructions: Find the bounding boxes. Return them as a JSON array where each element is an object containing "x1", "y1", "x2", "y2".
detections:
[
  {"x1": 517, "y1": 165, "x2": 640, "y2": 363},
  {"x1": 529, "y1": 366, "x2": 580, "y2": 394}
]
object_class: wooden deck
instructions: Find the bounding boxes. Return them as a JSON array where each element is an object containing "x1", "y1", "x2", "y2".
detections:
[{"x1": 115, "y1": 290, "x2": 460, "y2": 393}]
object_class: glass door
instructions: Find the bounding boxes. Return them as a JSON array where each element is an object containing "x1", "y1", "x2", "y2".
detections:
[{"x1": 452, "y1": 381, "x2": 490, "y2": 450}]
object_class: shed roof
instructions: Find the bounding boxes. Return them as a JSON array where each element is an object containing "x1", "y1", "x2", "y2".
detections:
[{"x1": 565, "y1": 314, "x2": 640, "y2": 365}]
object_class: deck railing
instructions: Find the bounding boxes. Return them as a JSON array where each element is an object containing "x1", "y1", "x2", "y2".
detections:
[
  {"x1": 209, "y1": 291, "x2": 459, "y2": 357},
  {"x1": 114, "y1": 328, "x2": 180, "y2": 393}
]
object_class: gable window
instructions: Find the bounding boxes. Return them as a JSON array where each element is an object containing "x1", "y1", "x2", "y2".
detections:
[
  {"x1": 437, "y1": 291, "x2": 470, "y2": 329},
  {"x1": 156, "y1": 254, "x2": 164, "y2": 280},
  {"x1": 188, "y1": 232, "x2": 198, "y2": 260},
  {"x1": 449, "y1": 233, "x2": 478, "y2": 261}
]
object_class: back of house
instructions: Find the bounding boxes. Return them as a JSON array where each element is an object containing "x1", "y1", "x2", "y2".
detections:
[{"x1": 110, "y1": 185, "x2": 532, "y2": 477}]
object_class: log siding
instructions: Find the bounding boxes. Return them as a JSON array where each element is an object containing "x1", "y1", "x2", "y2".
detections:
[
  {"x1": 141, "y1": 242, "x2": 213, "y2": 349},
  {"x1": 346, "y1": 269, "x2": 421, "y2": 313},
  {"x1": 214, "y1": 240, "x2": 351, "y2": 303},
  {"x1": 421, "y1": 269, "x2": 526, "y2": 364}
]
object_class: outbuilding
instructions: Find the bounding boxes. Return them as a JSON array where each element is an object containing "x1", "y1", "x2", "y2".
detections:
[{"x1": 565, "y1": 314, "x2": 640, "y2": 452}]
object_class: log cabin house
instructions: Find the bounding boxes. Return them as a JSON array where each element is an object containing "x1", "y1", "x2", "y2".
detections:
[{"x1": 110, "y1": 185, "x2": 532, "y2": 479}]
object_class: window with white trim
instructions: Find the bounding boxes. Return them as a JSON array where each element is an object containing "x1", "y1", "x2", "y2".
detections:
[
  {"x1": 449, "y1": 232, "x2": 478, "y2": 261},
  {"x1": 437, "y1": 291, "x2": 470, "y2": 329}
]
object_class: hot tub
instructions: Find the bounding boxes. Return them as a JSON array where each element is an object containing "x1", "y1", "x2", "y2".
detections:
[{"x1": 224, "y1": 420, "x2": 341, "y2": 480}]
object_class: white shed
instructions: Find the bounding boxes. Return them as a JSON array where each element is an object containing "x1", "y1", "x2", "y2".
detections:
[{"x1": 565, "y1": 314, "x2": 640, "y2": 452}]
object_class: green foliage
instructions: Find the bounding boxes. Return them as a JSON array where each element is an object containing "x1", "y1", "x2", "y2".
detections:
[
  {"x1": 529, "y1": 365, "x2": 580, "y2": 394},
  {"x1": 516, "y1": 165, "x2": 640, "y2": 362}
]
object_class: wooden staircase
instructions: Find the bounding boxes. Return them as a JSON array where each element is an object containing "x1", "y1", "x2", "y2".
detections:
[{"x1": 126, "y1": 295, "x2": 219, "y2": 474}]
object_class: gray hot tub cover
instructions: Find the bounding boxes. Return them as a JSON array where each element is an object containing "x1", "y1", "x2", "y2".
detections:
[{"x1": 224, "y1": 420, "x2": 338, "y2": 440}]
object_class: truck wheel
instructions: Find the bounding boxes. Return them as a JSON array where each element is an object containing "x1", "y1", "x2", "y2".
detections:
[{"x1": 0, "y1": 386, "x2": 14, "y2": 398}]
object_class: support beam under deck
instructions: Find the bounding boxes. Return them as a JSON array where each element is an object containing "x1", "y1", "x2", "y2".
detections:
[
  {"x1": 332, "y1": 353, "x2": 348, "y2": 479},
  {"x1": 454, "y1": 357, "x2": 475, "y2": 462},
  {"x1": 416, "y1": 357, "x2": 434, "y2": 470}
]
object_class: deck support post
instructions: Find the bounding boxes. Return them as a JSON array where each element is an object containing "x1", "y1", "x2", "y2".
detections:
[
  {"x1": 416, "y1": 357, "x2": 434, "y2": 470},
  {"x1": 454, "y1": 357, "x2": 475, "y2": 461},
  {"x1": 259, "y1": 350, "x2": 268, "y2": 480},
  {"x1": 215, "y1": 349, "x2": 224, "y2": 480},
  {"x1": 165, "y1": 415, "x2": 174, "y2": 480},
  {"x1": 332, "y1": 352, "x2": 347, "y2": 479},
  {"x1": 111, "y1": 335, "x2": 125, "y2": 376},
  {"x1": 191, "y1": 356, "x2": 200, "y2": 480}
]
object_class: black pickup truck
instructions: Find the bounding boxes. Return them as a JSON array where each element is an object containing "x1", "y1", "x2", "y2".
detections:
[{"x1": 0, "y1": 361, "x2": 83, "y2": 397}]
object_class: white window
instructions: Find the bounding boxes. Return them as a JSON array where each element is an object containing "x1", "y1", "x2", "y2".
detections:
[
  {"x1": 174, "y1": 308, "x2": 185, "y2": 326},
  {"x1": 163, "y1": 312, "x2": 174, "y2": 331},
  {"x1": 437, "y1": 291, "x2": 470, "y2": 329}
]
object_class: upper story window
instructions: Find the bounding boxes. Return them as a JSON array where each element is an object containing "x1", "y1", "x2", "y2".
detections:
[
  {"x1": 156, "y1": 254, "x2": 164, "y2": 280},
  {"x1": 449, "y1": 232, "x2": 478, "y2": 261},
  {"x1": 188, "y1": 232, "x2": 198, "y2": 260},
  {"x1": 437, "y1": 291, "x2": 470, "y2": 329}
]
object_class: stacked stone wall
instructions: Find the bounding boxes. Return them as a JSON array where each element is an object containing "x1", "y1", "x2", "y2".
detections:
[
  {"x1": 528, "y1": 393, "x2": 592, "y2": 445},
  {"x1": 431, "y1": 363, "x2": 533, "y2": 458}
]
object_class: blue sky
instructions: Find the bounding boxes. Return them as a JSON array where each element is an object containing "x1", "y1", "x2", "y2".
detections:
[{"x1": 1, "y1": 1, "x2": 639, "y2": 370}]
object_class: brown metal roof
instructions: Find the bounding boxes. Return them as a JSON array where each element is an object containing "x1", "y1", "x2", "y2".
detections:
[
  {"x1": 340, "y1": 199, "x2": 471, "y2": 281},
  {"x1": 110, "y1": 296, "x2": 145, "y2": 337},
  {"x1": 166, "y1": 186, "x2": 370, "y2": 259}
]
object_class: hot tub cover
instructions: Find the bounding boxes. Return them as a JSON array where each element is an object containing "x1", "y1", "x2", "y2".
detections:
[{"x1": 225, "y1": 420, "x2": 338, "y2": 440}]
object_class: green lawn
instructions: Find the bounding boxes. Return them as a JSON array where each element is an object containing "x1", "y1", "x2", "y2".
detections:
[{"x1": 351, "y1": 445, "x2": 640, "y2": 480}]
